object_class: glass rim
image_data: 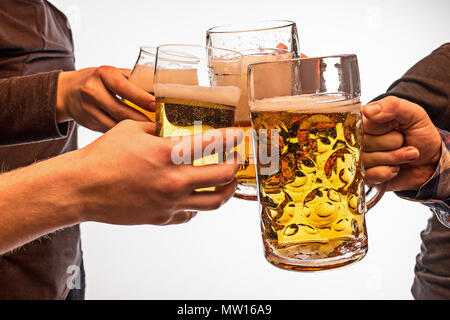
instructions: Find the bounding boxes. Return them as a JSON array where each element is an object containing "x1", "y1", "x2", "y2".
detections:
[
  {"x1": 139, "y1": 45, "x2": 157, "y2": 56},
  {"x1": 247, "y1": 53, "x2": 357, "y2": 70},
  {"x1": 248, "y1": 53, "x2": 360, "y2": 106},
  {"x1": 156, "y1": 44, "x2": 243, "y2": 64},
  {"x1": 206, "y1": 20, "x2": 297, "y2": 34},
  {"x1": 239, "y1": 47, "x2": 290, "y2": 56}
]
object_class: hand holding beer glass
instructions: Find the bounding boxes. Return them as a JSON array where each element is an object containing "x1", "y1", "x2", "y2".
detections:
[
  {"x1": 206, "y1": 20, "x2": 300, "y2": 200},
  {"x1": 154, "y1": 45, "x2": 243, "y2": 191},
  {"x1": 125, "y1": 46, "x2": 157, "y2": 121},
  {"x1": 248, "y1": 55, "x2": 385, "y2": 270}
]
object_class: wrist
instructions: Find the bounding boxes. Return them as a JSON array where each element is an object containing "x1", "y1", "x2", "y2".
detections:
[{"x1": 56, "y1": 71, "x2": 73, "y2": 123}]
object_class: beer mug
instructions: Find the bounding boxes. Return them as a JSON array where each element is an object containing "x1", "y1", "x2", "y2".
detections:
[
  {"x1": 248, "y1": 55, "x2": 386, "y2": 271},
  {"x1": 154, "y1": 44, "x2": 242, "y2": 175},
  {"x1": 125, "y1": 46, "x2": 157, "y2": 121},
  {"x1": 206, "y1": 20, "x2": 300, "y2": 201}
]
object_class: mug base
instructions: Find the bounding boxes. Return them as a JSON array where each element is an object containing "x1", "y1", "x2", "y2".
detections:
[{"x1": 264, "y1": 242, "x2": 368, "y2": 272}]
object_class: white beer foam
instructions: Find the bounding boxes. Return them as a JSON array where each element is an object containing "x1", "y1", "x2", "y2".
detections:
[
  {"x1": 154, "y1": 83, "x2": 241, "y2": 107},
  {"x1": 251, "y1": 95, "x2": 361, "y2": 113}
]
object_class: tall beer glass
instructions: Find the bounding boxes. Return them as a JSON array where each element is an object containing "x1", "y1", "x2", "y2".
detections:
[
  {"x1": 206, "y1": 20, "x2": 300, "y2": 200},
  {"x1": 248, "y1": 55, "x2": 385, "y2": 270},
  {"x1": 154, "y1": 44, "x2": 242, "y2": 176},
  {"x1": 125, "y1": 46, "x2": 157, "y2": 121}
]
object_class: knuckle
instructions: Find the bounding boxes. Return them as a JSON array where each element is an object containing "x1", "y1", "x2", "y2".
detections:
[
  {"x1": 384, "y1": 95, "x2": 400, "y2": 107},
  {"x1": 391, "y1": 150, "x2": 404, "y2": 163},
  {"x1": 95, "y1": 65, "x2": 114, "y2": 76},
  {"x1": 159, "y1": 174, "x2": 187, "y2": 198},
  {"x1": 155, "y1": 142, "x2": 174, "y2": 162},
  {"x1": 112, "y1": 78, "x2": 126, "y2": 93},
  {"x1": 223, "y1": 164, "x2": 238, "y2": 182},
  {"x1": 365, "y1": 167, "x2": 391, "y2": 184},
  {"x1": 80, "y1": 78, "x2": 97, "y2": 98},
  {"x1": 208, "y1": 196, "x2": 224, "y2": 210}
]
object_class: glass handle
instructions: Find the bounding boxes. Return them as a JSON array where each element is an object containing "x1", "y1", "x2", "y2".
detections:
[{"x1": 365, "y1": 182, "x2": 388, "y2": 211}]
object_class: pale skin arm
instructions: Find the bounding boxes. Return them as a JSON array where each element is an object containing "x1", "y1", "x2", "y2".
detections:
[
  {"x1": 0, "y1": 121, "x2": 242, "y2": 254},
  {"x1": 362, "y1": 96, "x2": 442, "y2": 191}
]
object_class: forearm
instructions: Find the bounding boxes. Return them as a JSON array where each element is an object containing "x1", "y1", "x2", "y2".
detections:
[
  {"x1": 0, "y1": 151, "x2": 82, "y2": 254},
  {"x1": 0, "y1": 71, "x2": 70, "y2": 146}
]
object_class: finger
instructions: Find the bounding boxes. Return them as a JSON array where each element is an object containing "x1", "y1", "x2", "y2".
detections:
[
  {"x1": 97, "y1": 66, "x2": 155, "y2": 112},
  {"x1": 134, "y1": 120, "x2": 156, "y2": 134},
  {"x1": 363, "y1": 117, "x2": 399, "y2": 135},
  {"x1": 181, "y1": 162, "x2": 240, "y2": 189},
  {"x1": 87, "y1": 83, "x2": 151, "y2": 122},
  {"x1": 365, "y1": 165, "x2": 400, "y2": 186},
  {"x1": 118, "y1": 68, "x2": 132, "y2": 78},
  {"x1": 167, "y1": 128, "x2": 244, "y2": 163},
  {"x1": 179, "y1": 180, "x2": 238, "y2": 211},
  {"x1": 363, "y1": 131, "x2": 404, "y2": 152},
  {"x1": 164, "y1": 210, "x2": 197, "y2": 225},
  {"x1": 83, "y1": 103, "x2": 117, "y2": 132},
  {"x1": 362, "y1": 96, "x2": 426, "y2": 128},
  {"x1": 362, "y1": 146, "x2": 420, "y2": 169}
]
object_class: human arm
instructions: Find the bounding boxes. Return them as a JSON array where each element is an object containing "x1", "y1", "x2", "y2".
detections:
[
  {"x1": 0, "y1": 66, "x2": 154, "y2": 146},
  {"x1": 0, "y1": 71, "x2": 69, "y2": 145},
  {"x1": 0, "y1": 120, "x2": 242, "y2": 254}
]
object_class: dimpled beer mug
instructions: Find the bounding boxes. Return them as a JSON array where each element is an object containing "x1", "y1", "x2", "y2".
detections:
[
  {"x1": 154, "y1": 44, "x2": 242, "y2": 176},
  {"x1": 125, "y1": 46, "x2": 157, "y2": 121},
  {"x1": 248, "y1": 55, "x2": 386, "y2": 270},
  {"x1": 206, "y1": 20, "x2": 300, "y2": 200}
]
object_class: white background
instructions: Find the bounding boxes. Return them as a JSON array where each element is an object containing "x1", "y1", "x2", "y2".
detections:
[{"x1": 50, "y1": 0, "x2": 449, "y2": 299}]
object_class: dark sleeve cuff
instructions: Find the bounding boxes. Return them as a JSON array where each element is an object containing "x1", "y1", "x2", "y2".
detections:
[{"x1": 0, "y1": 70, "x2": 69, "y2": 146}]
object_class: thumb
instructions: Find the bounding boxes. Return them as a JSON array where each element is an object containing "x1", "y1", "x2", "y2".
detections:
[{"x1": 363, "y1": 96, "x2": 428, "y2": 129}]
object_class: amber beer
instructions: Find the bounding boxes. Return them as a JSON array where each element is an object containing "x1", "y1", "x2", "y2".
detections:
[
  {"x1": 155, "y1": 84, "x2": 240, "y2": 168},
  {"x1": 251, "y1": 96, "x2": 366, "y2": 270},
  {"x1": 126, "y1": 64, "x2": 200, "y2": 122}
]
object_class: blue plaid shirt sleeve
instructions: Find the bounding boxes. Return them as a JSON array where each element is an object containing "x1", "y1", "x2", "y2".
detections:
[{"x1": 395, "y1": 129, "x2": 450, "y2": 228}]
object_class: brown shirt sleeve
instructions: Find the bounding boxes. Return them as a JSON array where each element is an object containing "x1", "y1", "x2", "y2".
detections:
[
  {"x1": 371, "y1": 43, "x2": 450, "y2": 131},
  {"x1": 0, "y1": 70, "x2": 69, "y2": 146}
]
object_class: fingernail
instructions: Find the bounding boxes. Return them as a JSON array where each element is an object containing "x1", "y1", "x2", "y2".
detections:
[
  {"x1": 391, "y1": 166, "x2": 400, "y2": 174},
  {"x1": 365, "y1": 104, "x2": 381, "y2": 117},
  {"x1": 404, "y1": 147, "x2": 419, "y2": 161}
]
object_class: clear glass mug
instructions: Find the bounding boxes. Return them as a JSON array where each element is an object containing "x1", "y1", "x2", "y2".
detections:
[
  {"x1": 124, "y1": 46, "x2": 157, "y2": 121},
  {"x1": 154, "y1": 44, "x2": 243, "y2": 184},
  {"x1": 248, "y1": 55, "x2": 386, "y2": 271},
  {"x1": 206, "y1": 20, "x2": 300, "y2": 201}
]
